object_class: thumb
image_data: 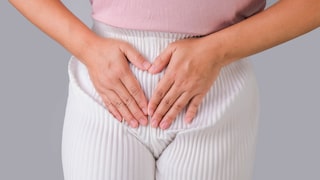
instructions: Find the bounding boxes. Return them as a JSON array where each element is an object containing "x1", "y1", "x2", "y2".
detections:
[
  {"x1": 148, "y1": 46, "x2": 175, "y2": 74},
  {"x1": 119, "y1": 43, "x2": 151, "y2": 71}
]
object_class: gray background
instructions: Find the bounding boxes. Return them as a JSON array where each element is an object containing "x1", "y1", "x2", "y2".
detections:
[{"x1": 1, "y1": 0, "x2": 319, "y2": 179}]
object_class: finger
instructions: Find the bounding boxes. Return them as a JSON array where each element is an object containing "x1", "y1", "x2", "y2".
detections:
[
  {"x1": 101, "y1": 94, "x2": 122, "y2": 122},
  {"x1": 184, "y1": 95, "x2": 204, "y2": 124},
  {"x1": 148, "y1": 74, "x2": 175, "y2": 117},
  {"x1": 119, "y1": 43, "x2": 151, "y2": 70},
  {"x1": 150, "y1": 85, "x2": 182, "y2": 128},
  {"x1": 113, "y1": 78, "x2": 148, "y2": 126},
  {"x1": 120, "y1": 71, "x2": 148, "y2": 115},
  {"x1": 148, "y1": 45, "x2": 175, "y2": 74},
  {"x1": 159, "y1": 93, "x2": 191, "y2": 130},
  {"x1": 106, "y1": 90, "x2": 140, "y2": 128}
]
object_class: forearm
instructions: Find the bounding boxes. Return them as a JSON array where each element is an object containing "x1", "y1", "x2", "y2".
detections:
[
  {"x1": 209, "y1": 0, "x2": 320, "y2": 66},
  {"x1": 9, "y1": 0, "x2": 99, "y2": 63}
]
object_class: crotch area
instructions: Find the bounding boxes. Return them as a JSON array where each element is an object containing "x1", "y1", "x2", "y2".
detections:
[
  {"x1": 90, "y1": 21, "x2": 196, "y2": 158},
  {"x1": 126, "y1": 124, "x2": 178, "y2": 159}
]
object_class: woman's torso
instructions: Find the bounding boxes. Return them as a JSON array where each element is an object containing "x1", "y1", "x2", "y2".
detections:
[{"x1": 68, "y1": 0, "x2": 263, "y2": 156}]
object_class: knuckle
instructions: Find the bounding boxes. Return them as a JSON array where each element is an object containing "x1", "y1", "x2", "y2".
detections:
[
  {"x1": 165, "y1": 115, "x2": 175, "y2": 122},
  {"x1": 119, "y1": 43, "x2": 129, "y2": 54},
  {"x1": 91, "y1": 77, "x2": 106, "y2": 89},
  {"x1": 190, "y1": 102, "x2": 198, "y2": 110},
  {"x1": 181, "y1": 80, "x2": 191, "y2": 87},
  {"x1": 155, "y1": 105, "x2": 167, "y2": 115},
  {"x1": 124, "y1": 115, "x2": 134, "y2": 122},
  {"x1": 136, "y1": 114, "x2": 145, "y2": 121},
  {"x1": 130, "y1": 107, "x2": 141, "y2": 117},
  {"x1": 112, "y1": 68, "x2": 125, "y2": 77},
  {"x1": 164, "y1": 98, "x2": 171, "y2": 105},
  {"x1": 138, "y1": 101, "x2": 146, "y2": 110},
  {"x1": 104, "y1": 100, "x2": 112, "y2": 107},
  {"x1": 107, "y1": 107, "x2": 115, "y2": 115},
  {"x1": 188, "y1": 108, "x2": 197, "y2": 115},
  {"x1": 111, "y1": 63, "x2": 127, "y2": 74},
  {"x1": 182, "y1": 82, "x2": 191, "y2": 89},
  {"x1": 156, "y1": 90, "x2": 164, "y2": 98},
  {"x1": 188, "y1": 105, "x2": 198, "y2": 114},
  {"x1": 166, "y1": 73, "x2": 176, "y2": 81},
  {"x1": 114, "y1": 100, "x2": 124, "y2": 108},
  {"x1": 153, "y1": 113, "x2": 162, "y2": 121},
  {"x1": 123, "y1": 97, "x2": 132, "y2": 106},
  {"x1": 174, "y1": 103, "x2": 184, "y2": 111},
  {"x1": 135, "y1": 53, "x2": 144, "y2": 62},
  {"x1": 148, "y1": 103, "x2": 156, "y2": 111},
  {"x1": 129, "y1": 86, "x2": 140, "y2": 97}
]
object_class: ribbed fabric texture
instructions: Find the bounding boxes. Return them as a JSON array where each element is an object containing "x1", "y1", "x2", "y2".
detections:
[
  {"x1": 90, "y1": 0, "x2": 266, "y2": 35},
  {"x1": 61, "y1": 20, "x2": 260, "y2": 180}
]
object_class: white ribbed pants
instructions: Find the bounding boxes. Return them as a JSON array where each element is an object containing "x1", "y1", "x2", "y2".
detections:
[{"x1": 61, "y1": 20, "x2": 260, "y2": 180}]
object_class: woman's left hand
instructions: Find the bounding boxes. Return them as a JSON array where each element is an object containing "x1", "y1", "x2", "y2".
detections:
[{"x1": 148, "y1": 37, "x2": 224, "y2": 130}]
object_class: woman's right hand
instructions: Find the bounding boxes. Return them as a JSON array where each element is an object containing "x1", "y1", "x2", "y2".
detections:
[
  {"x1": 9, "y1": 0, "x2": 151, "y2": 128},
  {"x1": 81, "y1": 36, "x2": 151, "y2": 128}
]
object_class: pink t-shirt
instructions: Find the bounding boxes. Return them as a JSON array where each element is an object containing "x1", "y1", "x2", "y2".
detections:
[{"x1": 90, "y1": 0, "x2": 266, "y2": 35}]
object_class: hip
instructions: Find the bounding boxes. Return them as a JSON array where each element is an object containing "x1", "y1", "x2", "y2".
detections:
[{"x1": 67, "y1": 20, "x2": 260, "y2": 131}]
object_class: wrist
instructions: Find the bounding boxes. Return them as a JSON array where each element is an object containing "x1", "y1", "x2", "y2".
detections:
[
  {"x1": 200, "y1": 33, "x2": 231, "y2": 68},
  {"x1": 72, "y1": 32, "x2": 102, "y2": 66},
  {"x1": 202, "y1": 26, "x2": 247, "y2": 67}
]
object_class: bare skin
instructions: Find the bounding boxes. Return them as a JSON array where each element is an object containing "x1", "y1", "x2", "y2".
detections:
[
  {"x1": 147, "y1": 0, "x2": 320, "y2": 129},
  {"x1": 9, "y1": 0, "x2": 151, "y2": 127},
  {"x1": 9, "y1": 0, "x2": 320, "y2": 129}
]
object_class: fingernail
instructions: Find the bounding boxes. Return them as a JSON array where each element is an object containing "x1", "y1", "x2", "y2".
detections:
[
  {"x1": 151, "y1": 119, "x2": 158, "y2": 128},
  {"x1": 143, "y1": 61, "x2": 151, "y2": 70},
  {"x1": 184, "y1": 116, "x2": 193, "y2": 124},
  {"x1": 160, "y1": 121, "x2": 169, "y2": 130},
  {"x1": 131, "y1": 120, "x2": 139, "y2": 128},
  {"x1": 149, "y1": 65, "x2": 156, "y2": 73},
  {"x1": 140, "y1": 118, "x2": 148, "y2": 126}
]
